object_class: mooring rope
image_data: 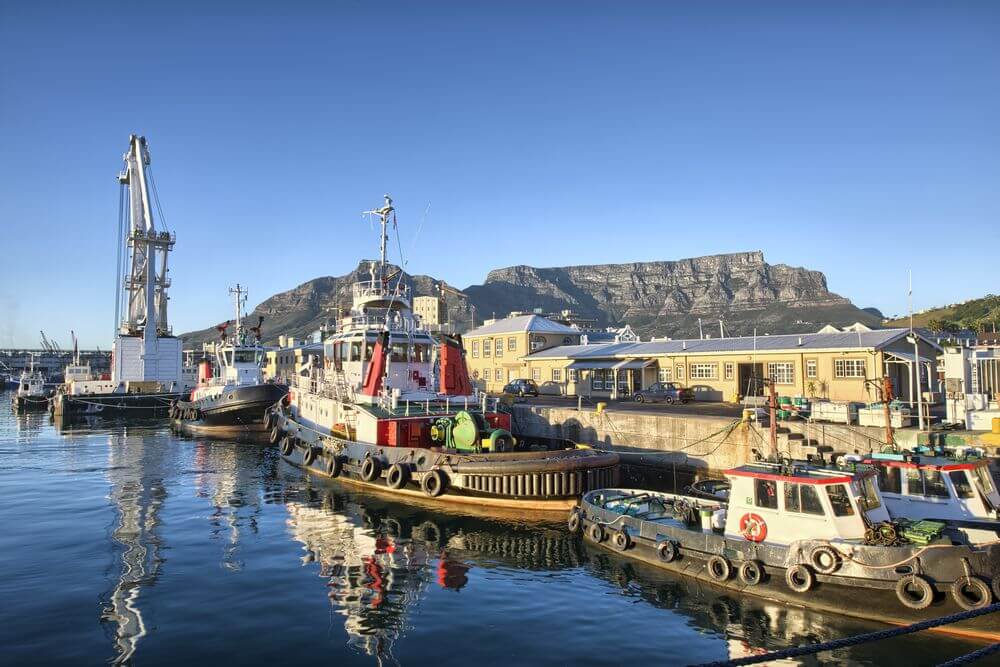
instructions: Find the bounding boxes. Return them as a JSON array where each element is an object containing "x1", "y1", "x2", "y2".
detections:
[{"x1": 688, "y1": 603, "x2": 1000, "y2": 667}]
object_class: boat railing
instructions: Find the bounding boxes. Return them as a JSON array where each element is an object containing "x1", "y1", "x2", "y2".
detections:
[
  {"x1": 373, "y1": 392, "x2": 504, "y2": 417},
  {"x1": 340, "y1": 314, "x2": 426, "y2": 332},
  {"x1": 352, "y1": 281, "x2": 410, "y2": 302}
]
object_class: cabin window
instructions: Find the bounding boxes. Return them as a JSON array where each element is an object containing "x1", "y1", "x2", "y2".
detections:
[
  {"x1": 508, "y1": 337, "x2": 516, "y2": 351},
  {"x1": 949, "y1": 471, "x2": 975, "y2": 499},
  {"x1": 922, "y1": 469, "x2": 949, "y2": 498},
  {"x1": 973, "y1": 466, "x2": 996, "y2": 495},
  {"x1": 754, "y1": 479, "x2": 778, "y2": 510},
  {"x1": 784, "y1": 483, "x2": 824, "y2": 515},
  {"x1": 495, "y1": 339, "x2": 504, "y2": 357},
  {"x1": 225, "y1": 351, "x2": 234, "y2": 366},
  {"x1": 390, "y1": 343, "x2": 408, "y2": 362},
  {"x1": 877, "y1": 465, "x2": 902, "y2": 494},
  {"x1": 552, "y1": 369, "x2": 562, "y2": 382},
  {"x1": 859, "y1": 477, "x2": 882, "y2": 510},
  {"x1": 364, "y1": 341, "x2": 374, "y2": 361},
  {"x1": 724, "y1": 362, "x2": 734, "y2": 380},
  {"x1": 349, "y1": 341, "x2": 362, "y2": 362},
  {"x1": 906, "y1": 468, "x2": 923, "y2": 496},
  {"x1": 234, "y1": 351, "x2": 255, "y2": 363},
  {"x1": 766, "y1": 362, "x2": 794, "y2": 385},
  {"x1": 826, "y1": 484, "x2": 855, "y2": 516},
  {"x1": 834, "y1": 358, "x2": 866, "y2": 378},
  {"x1": 413, "y1": 344, "x2": 429, "y2": 363},
  {"x1": 472, "y1": 341, "x2": 479, "y2": 358}
]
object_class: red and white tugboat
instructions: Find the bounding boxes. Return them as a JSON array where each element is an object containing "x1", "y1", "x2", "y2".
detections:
[
  {"x1": 270, "y1": 195, "x2": 618, "y2": 512},
  {"x1": 171, "y1": 284, "x2": 287, "y2": 437}
]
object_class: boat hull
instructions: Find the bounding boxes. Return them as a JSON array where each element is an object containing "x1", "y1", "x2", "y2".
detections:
[
  {"x1": 50, "y1": 391, "x2": 183, "y2": 417},
  {"x1": 11, "y1": 394, "x2": 50, "y2": 411},
  {"x1": 577, "y1": 489, "x2": 1000, "y2": 642},
  {"x1": 174, "y1": 383, "x2": 287, "y2": 428},
  {"x1": 274, "y1": 411, "x2": 620, "y2": 513}
]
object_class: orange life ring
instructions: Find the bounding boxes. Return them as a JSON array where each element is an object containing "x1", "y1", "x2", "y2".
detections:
[{"x1": 739, "y1": 512, "x2": 767, "y2": 542}]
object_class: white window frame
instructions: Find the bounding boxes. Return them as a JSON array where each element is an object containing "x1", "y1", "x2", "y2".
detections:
[
  {"x1": 567, "y1": 368, "x2": 578, "y2": 382},
  {"x1": 806, "y1": 359, "x2": 818, "y2": 379},
  {"x1": 724, "y1": 362, "x2": 734, "y2": 380},
  {"x1": 472, "y1": 341, "x2": 479, "y2": 358},
  {"x1": 495, "y1": 368, "x2": 503, "y2": 381},
  {"x1": 531, "y1": 367, "x2": 540, "y2": 381},
  {"x1": 658, "y1": 367, "x2": 672, "y2": 382},
  {"x1": 689, "y1": 363, "x2": 717, "y2": 380},
  {"x1": 495, "y1": 338, "x2": 503, "y2": 358},
  {"x1": 834, "y1": 358, "x2": 866, "y2": 378},
  {"x1": 675, "y1": 364, "x2": 684, "y2": 380},
  {"x1": 483, "y1": 339, "x2": 491, "y2": 357},
  {"x1": 508, "y1": 337, "x2": 516, "y2": 351},
  {"x1": 552, "y1": 368, "x2": 562, "y2": 382},
  {"x1": 767, "y1": 362, "x2": 794, "y2": 385}
]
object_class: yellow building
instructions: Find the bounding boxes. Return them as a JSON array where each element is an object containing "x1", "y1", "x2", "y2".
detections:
[
  {"x1": 461, "y1": 314, "x2": 581, "y2": 392},
  {"x1": 264, "y1": 341, "x2": 324, "y2": 382},
  {"x1": 520, "y1": 328, "x2": 941, "y2": 404}
]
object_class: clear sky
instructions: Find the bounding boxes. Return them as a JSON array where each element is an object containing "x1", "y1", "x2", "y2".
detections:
[{"x1": 1, "y1": 1, "x2": 998, "y2": 349}]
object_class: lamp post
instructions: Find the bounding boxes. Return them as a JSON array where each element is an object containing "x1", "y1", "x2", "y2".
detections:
[{"x1": 907, "y1": 333, "x2": 925, "y2": 430}]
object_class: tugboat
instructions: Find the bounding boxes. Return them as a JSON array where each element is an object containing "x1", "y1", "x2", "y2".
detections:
[
  {"x1": 270, "y1": 195, "x2": 618, "y2": 512},
  {"x1": 11, "y1": 354, "x2": 50, "y2": 411},
  {"x1": 170, "y1": 284, "x2": 287, "y2": 437}
]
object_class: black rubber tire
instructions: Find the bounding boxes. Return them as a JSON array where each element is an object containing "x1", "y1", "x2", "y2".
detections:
[
  {"x1": 786, "y1": 564, "x2": 815, "y2": 593},
  {"x1": 707, "y1": 555, "x2": 731, "y2": 581},
  {"x1": 951, "y1": 576, "x2": 992, "y2": 611},
  {"x1": 280, "y1": 437, "x2": 293, "y2": 456},
  {"x1": 302, "y1": 446, "x2": 317, "y2": 466},
  {"x1": 588, "y1": 523, "x2": 606, "y2": 543},
  {"x1": 421, "y1": 469, "x2": 448, "y2": 497},
  {"x1": 567, "y1": 511, "x2": 582, "y2": 534},
  {"x1": 386, "y1": 463, "x2": 411, "y2": 490},
  {"x1": 895, "y1": 575, "x2": 935, "y2": 610},
  {"x1": 810, "y1": 545, "x2": 841, "y2": 574},
  {"x1": 634, "y1": 395, "x2": 644, "y2": 403},
  {"x1": 263, "y1": 410, "x2": 273, "y2": 429},
  {"x1": 664, "y1": 396, "x2": 675, "y2": 405},
  {"x1": 325, "y1": 455, "x2": 343, "y2": 478},
  {"x1": 992, "y1": 577, "x2": 1000, "y2": 603},
  {"x1": 360, "y1": 457, "x2": 382, "y2": 482},
  {"x1": 657, "y1": 540, "x2": 678, "y2": 563},
  {"x1": 738, "y1": 560, "x2": 764, "y2": 586},
  {"x1": 269, "y1": 426, "x2": 281, "y2": 445},
  {"x1": 612, "y1": 529, "x2": 631, "y2": 551}
]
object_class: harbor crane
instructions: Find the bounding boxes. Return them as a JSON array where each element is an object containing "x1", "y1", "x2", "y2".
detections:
[{"x1": 39, "y1": 330, "x2": 61, "y2": 353}]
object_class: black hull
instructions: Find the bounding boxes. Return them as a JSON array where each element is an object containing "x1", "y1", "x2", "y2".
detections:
[
  {"x1": 11, "y1": 395, "x2": 50, "y2": 411},
  {"x1": 51, "y1": 391, "x2": 182, "y2": 418},
  {"x1": 174, "y1": 383, "x2": 287, "y2": 428}
]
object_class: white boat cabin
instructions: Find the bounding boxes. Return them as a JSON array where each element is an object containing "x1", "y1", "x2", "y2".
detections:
[
  {"x1": 16, "y1": 370, "x2": 46, "y2": 398},
  {"x1": 723, "y1": 463, "x2": 891, "y2": 545},
  {"x1": 865, "y1": 454, "x2": 1000, "y2": 523},
  {"x1": 190, "y1": 285, "x2": 267, "y2": 401}
]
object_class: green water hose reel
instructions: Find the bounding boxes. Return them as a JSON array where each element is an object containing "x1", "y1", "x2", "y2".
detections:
[{"x1": 429, "y1": 410, "x2": 515, "y2": 452}]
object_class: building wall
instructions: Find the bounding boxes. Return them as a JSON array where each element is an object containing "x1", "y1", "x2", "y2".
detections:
[
  {"x1": 463, "y1": 330, "x2": 581, "y2": 393},
  {"x1": 413, "y1": 296, "x2": 446, "y2": 327}
]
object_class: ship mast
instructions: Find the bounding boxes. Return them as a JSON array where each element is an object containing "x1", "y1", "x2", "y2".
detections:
[
  {"x1": 229, "y1": 284, "x2": 247, "y2": 343},
  {"x1": 364, "y1": 194, "x2": 394, "y2": 279}
]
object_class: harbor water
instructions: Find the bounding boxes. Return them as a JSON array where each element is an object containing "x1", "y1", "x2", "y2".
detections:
[{"x1": 0, "y1": 395, "x2": 989, "y2": 666}]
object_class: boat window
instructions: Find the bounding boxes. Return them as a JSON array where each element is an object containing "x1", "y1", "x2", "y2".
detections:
[
  {"x1": 800, "y1": 485, "x2": 825, "y2": 515},
  {"x1": 349, "y1": 341, "x2": 362, "y2": 362},
  {"x1": 390, "y1": 343, "x2": 408, "y2": 362},
  {"x1": 413, "y1": 344, "x2": 429, "y2": 363},
  {"x1": 859, "y1": 477, "x2": 882, "y2": 510},
  {"x1": 877, "y1": 465, "x2": 901, "y2": 494},
  {"x1": 364, "y1": 341, "x2": 374, "y2": 361},
  {"x1": 973, "y1": 466, "x2": 996, "y2": 495},
  {"x1": 922, "y1": 469, "x2": 949, "y2": 498},
  {"x1": 783, "y1": 482, "x2": 800, "y2": 512},
  {"x1": 225, "y1": 351, "x2": 234, "y2": 366},
  {"x1": 949, "y1": 471, "x2": 975, "y2": 499},
  {"x1": 826, "y1": 484, "x2": 855, "y2": 517},
  {"x1": 754, "y1": 479, "x2": 778, "y2": 509},
  {"x1": 234, "y1": 351, "x2": 255, "y2": 364},
  {"x1": 906, "y1": 468, "x2": 923, "y2": 496}
]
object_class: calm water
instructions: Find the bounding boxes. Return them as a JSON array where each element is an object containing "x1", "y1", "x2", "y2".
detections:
[{"x1": 0, "y1": 393, "x2": 990, "y2": 666}]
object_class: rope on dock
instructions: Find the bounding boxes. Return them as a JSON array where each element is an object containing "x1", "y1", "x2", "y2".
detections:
[{"x1": 687, "y1": 603, "x2": 1000, "y2": 667}]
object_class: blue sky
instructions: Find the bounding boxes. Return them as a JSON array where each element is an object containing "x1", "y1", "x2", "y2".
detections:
[{"x1": 1, "y1": 2, "x2": 998, "y2": 348}]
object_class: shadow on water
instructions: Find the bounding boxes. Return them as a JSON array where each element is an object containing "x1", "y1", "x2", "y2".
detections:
[{"x1": 0, "y1": 398, "x2": 988, "y2": 666}]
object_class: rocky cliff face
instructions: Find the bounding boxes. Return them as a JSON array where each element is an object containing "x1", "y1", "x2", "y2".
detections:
[
  {"x1": 463, "y1": 251, "x2": 879, "y2": 338},
  {"x1": 181, "y1": 251, "x2": 878, "y2": 345}
]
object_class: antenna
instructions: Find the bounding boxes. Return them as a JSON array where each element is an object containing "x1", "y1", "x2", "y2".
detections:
[{"x1": 229, "y1": 284, "x2": 247, "y2": 338}]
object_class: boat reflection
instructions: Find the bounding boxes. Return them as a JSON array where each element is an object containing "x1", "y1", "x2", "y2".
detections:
[
  {"x1": 284, "y1": 483, "x2": 581, "y2": 663},
  {"x1": 100, "y1": 430, "x2": 169, "y2": 665}
]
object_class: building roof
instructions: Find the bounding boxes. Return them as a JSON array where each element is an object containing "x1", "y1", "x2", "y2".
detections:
[
  {"x1": 463, "y1": 314, "x2": 580, "y2": 338},
  {"x1": 525, "y1": 328, "x2": 934, "y2": 360}
]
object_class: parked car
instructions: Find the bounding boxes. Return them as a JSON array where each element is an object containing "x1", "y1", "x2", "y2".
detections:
[
  {"x1": 503, "y1": 379, "x2": 539, "y2": 397},
  {"x1": 632, "y1": 382, "x2": 693, "y2": 404}
]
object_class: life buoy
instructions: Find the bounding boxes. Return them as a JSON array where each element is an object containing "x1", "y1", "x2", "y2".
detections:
[{"x1": 739, "y1": 513, "x2": 767, "y2": 542}]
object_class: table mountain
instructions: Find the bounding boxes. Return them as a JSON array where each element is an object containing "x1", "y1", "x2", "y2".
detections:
[{"x1": 180, "y1": 251, "x2": 879, "y2": 346}]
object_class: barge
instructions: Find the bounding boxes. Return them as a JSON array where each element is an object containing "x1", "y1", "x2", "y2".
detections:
[
  {"x1": 573, "y1": 461, "x2": 1000, "y2": 641},
  {"x1": 272, "y1": 195, "x2": 618, "y2": 512}
]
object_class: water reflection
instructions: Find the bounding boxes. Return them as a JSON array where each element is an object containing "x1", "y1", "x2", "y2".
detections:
[{"x1": 100, "y1": 430, "x2": 168, "y2": 665}]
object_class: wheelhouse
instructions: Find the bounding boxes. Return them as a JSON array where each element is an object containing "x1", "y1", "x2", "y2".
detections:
[
  {"x1": 863, "y1": 454, "x2": 1000, "y2": 523},
  {"x1": 723, "y1": 463, "x2": 890, "y2": 545}
]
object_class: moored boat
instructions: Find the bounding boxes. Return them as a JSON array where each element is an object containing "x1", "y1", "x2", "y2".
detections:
[
  {"x1": 11, "y1": 354, "x2": 50, "y2": 411},
  {"x1": 170, "y1": 284, "x2": 287, "y2": 437},
  {"x1": 271, "y1": 195, "x2": 618, "y2": 511},
  {"x1": 573, "y1": 461, "x2": 1000, "y2": 641}
]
